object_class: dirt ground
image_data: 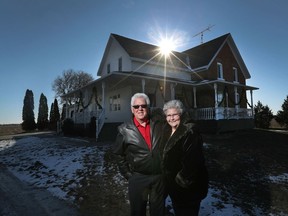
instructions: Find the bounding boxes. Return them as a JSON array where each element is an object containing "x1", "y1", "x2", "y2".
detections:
[{"x1": 1, "y1": 125, "x2": 288, "y2": 215}]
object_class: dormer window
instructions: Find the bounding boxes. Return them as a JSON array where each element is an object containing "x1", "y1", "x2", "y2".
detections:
[
  {"x1": 217, "y1": 62, "x2": 224, "y2": 79},
  {"x1": 118, "y1": 57, "x2": 122, "y2": 71},
  {"x1": 233, "y1": 67, "x2": 238, "y2": 83},
  {"x1": 107, "y1": 63, "x2": 110, "y2": 74}
]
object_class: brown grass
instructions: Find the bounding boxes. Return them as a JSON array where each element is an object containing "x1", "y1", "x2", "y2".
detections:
[{"x1": 0, "y1": 124, "x2": 24, "y2": 136}]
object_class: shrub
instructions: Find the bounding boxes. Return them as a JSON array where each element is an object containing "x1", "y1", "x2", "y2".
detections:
[{"x1": 62, "y1": 118, "x2": 74, "y2": 135}]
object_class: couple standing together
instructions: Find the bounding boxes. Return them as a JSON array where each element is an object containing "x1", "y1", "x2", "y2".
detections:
[{"x1": 114, "y1": 93, "x2": 208, "y2": 216}]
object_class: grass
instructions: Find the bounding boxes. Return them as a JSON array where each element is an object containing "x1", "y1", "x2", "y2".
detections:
[{"x1": 0, "y1": 124, "x2": 24, "y2": 136}]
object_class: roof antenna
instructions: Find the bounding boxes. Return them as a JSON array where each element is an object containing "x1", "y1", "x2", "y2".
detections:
[{"x1": 193, "y1": 24, "x2": 215, "y2": 44}]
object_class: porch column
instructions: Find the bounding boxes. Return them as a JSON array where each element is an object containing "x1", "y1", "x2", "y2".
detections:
[
  {"x1": 102, "y1": 82, "x2": 105, "y2": 108},
  {"x1": 170, "y1": 83, "x2": 175, "y2": 100},
  {"x1": 214, "y1": 83, "x2": 219, "y2": 120},
  {"x1": 214, "y1": 83, "x2": 218, "y2": 108},
  {"x1": 250, "y1": 90, "x2": 254, "y2": 116},
  {"x1": 234, "y1": 86, "x2": 238, "y2": 108},
  {"x1": 142, "y1": 79, "x2": 146, "y2": 93},
  {"x1": 193, "y1": 87, "x2": 197, "y2": 108}
]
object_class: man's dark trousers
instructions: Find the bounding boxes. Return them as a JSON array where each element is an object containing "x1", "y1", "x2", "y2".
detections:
[{"x1": 128, "y1": 173, "x2": 165, "y2": 216}]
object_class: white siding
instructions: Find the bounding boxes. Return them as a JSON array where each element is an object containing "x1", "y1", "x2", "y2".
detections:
[
  {"x1": 132, "y1": 61, "x2": 191, "y2": 80},
  {"x1": 101, "y1": 40, "x2": 132, "y2": 76},
  {"x1": 104, "y1": 86, "x2": 133, "y2": 123}
]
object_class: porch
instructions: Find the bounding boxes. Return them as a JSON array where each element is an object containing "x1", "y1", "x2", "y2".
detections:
[
  {"x1": 190, "y1": 107, "x2": 254, "y2": 120},
  {"x1": 66, "y1": 106, "x2": 254, "y2": 139}
]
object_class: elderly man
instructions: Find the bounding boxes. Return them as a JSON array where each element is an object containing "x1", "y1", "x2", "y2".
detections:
[{"x1": 113, "y1": 93, "x2": 165, "y2": 216}]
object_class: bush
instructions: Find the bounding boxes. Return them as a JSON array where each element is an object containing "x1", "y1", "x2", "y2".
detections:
[
  {"x1": 89, "y1": 116, "x2": 96, "y2": 138},
  {"x1": 62, "y1": 118, "x2": 74, "y2": 135}
]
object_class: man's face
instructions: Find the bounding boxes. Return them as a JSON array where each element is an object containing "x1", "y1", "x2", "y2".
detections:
[{"x1": 131, "y1": 97, "x2": 148, "y2": 123}]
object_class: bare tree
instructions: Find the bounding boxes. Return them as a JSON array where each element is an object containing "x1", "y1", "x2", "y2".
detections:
[{"x1": 52, "y1": 69, "x2": 94, "y2": 105}]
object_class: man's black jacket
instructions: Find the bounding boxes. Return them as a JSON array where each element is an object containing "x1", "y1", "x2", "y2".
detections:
[{"x1": 113, "y1": 111, "x2": 164, "y2": 179}]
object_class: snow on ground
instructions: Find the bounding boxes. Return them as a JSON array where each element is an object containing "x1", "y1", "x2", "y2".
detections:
[{"x1": 0, "y1": 135, "x2": 278, "y2": 215}]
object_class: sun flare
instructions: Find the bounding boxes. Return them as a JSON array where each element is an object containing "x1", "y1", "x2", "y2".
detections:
[{"x1": 159, "y1": 38, "x2": 176, "y2": 56}]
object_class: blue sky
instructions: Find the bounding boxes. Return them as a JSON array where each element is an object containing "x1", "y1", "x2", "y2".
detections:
[{"x1": 1, "y1": 0, "x2": 288, "y2": 124}]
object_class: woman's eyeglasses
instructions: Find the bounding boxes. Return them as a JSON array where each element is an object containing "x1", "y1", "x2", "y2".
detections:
[
  {"x1": 132, "y1": 104, "x2": 148, "y2": 109},
  {"x1": 166, "y1": 113, "x2": 180, "y2": 118}
]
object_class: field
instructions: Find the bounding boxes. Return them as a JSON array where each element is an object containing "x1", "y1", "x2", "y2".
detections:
[
  {"x1": 1, "y1": 124, "x2": 287, "y2": 215},
  {"x1": 0, "y1": 124, "x2": 24, "y2": 136}
]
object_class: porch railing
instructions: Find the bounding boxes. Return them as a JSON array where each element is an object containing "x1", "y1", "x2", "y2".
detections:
[
  {"x1": 73, "y1": 108, "x2": 105, "y2": 140},
  {"x1": 190, "y1": 107, "x2": 253, "y2": 120}
]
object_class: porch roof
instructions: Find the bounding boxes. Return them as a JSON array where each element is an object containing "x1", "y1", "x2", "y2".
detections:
[{"x1": 61, "y1": 71, "x2": 258, "y2": 98}]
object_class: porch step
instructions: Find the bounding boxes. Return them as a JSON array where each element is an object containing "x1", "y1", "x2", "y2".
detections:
[{"x1": 97, "y1": 122, "x2": 122, "y2": 142}]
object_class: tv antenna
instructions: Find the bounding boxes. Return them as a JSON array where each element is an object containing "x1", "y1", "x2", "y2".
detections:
[{"x1": 193, "y1": 24, "x2": 215, "y2": 44}]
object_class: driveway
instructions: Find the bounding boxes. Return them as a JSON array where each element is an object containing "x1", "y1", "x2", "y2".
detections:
[
  {"x1": 0, "y1": 164, "x2": 79, "y2": 216},
  {"x1": 0, "y1": 131, "x2": 80, "y2": 216}
]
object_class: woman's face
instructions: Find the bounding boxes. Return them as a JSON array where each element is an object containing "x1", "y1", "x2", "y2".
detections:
[{"x1": 166, "y1": 108, "x2": 181, "y2": 129}]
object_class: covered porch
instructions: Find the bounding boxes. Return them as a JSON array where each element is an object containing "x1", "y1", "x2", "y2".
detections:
[{"x1": 61, "y1": 71, "x2": 258, "y2": 137}]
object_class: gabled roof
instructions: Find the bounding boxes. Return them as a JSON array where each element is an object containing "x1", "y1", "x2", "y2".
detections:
[
  {"x1": 111, "y1": 34, "x2": 186, "y2": 63},
  {"x1": 183, "y1": 33, "x2": 229, "y2": 69},
  {"x1": 98, "y1": 33, "x2": 251, "y2": 79},
  {"x1": 111, "y1": 34, "x2": 159, "y2": 60},
  {"x1": 183, "y1": 33, "x2": 251, "y2": 78}
]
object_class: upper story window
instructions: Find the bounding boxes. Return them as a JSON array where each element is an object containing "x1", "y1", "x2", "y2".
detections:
[
  {"x1": 107, "y1": 63, "x2": 110, "y2": 74},
  {"x1": 118, "y1": 57, "x2": 122, "y2": 71},
  {"x1": 217, "y1": 62, "x2": 224, "y2": 79},
  {"x1": 233, "y1": 67, "x2": 238, "y2": 83}
]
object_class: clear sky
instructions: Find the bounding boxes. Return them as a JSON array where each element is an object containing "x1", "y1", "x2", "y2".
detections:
[{"x1": 1, "y1": 0, "x2": 288, "y2": 124}]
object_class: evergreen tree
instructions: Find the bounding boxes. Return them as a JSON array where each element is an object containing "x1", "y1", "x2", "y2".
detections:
[
  {"x1": 37, "y1": 93, "x2": 49, "y2": 130},
  {"x1": 22, "y1": 89, "x2": 36, "y2": 131},
  {"x1": 53, "y1": 98, "x2": 60, "y2": 122},
  {"x1": 254, "y1": 101, "x2": 274, "y2": 129},
  {"x1": 50, "y1": 99, "x2": 60, "y2": 130},
  {"x1": 49, "y1": 103, "x2": 55, "y2": 130},
  {"x1": 275, "y1": 95, "x2": 288, "y2": 128},
  {"x1": 61, "y1": 103, "x2": 67, "y2": 120}
]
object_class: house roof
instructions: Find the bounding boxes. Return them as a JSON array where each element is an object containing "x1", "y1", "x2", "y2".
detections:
[
  {"x1": 111, "y1": 33, "x2": 189, "y2": 69},
  {"x1": 99, "y1": 33, "x2": 251, "y2": 79},
  {"x1": 183, "y1": 33, "x2": 251, "y2": 79},
  {"x1": 183, "y1": 33, "x2": 229, "y2": 69}
]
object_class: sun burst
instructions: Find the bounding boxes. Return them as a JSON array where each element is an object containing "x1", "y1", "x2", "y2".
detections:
[{"x1": 159, "y1": 38, "x2": 176, "y2": 56}]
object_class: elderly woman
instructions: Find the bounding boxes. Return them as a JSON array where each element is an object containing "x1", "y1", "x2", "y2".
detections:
[{"x1": 162, "y1": 100, "x2": 208, "y2": 216}]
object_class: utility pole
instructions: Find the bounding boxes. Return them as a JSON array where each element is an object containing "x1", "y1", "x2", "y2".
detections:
[{"x1": 193, "y1": 25, "x2": 215, "y2": 44}]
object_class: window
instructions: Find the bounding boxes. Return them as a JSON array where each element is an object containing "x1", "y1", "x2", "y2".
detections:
[
  {"x1": 233, "y1": 67, "x2": 238, "y2": 82},
  {"x1": 107, "y1": 63, "x2": 110, "y2": 74},
  {"x1": 109, "y1": 94, "x2": 121, "y2": 111},
  {"x1": 118, "y1": 57, "x2": 122, "y2": 71},
  {"x1": 217, "y1": 62, "x2": 223, "y2": 79}
]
